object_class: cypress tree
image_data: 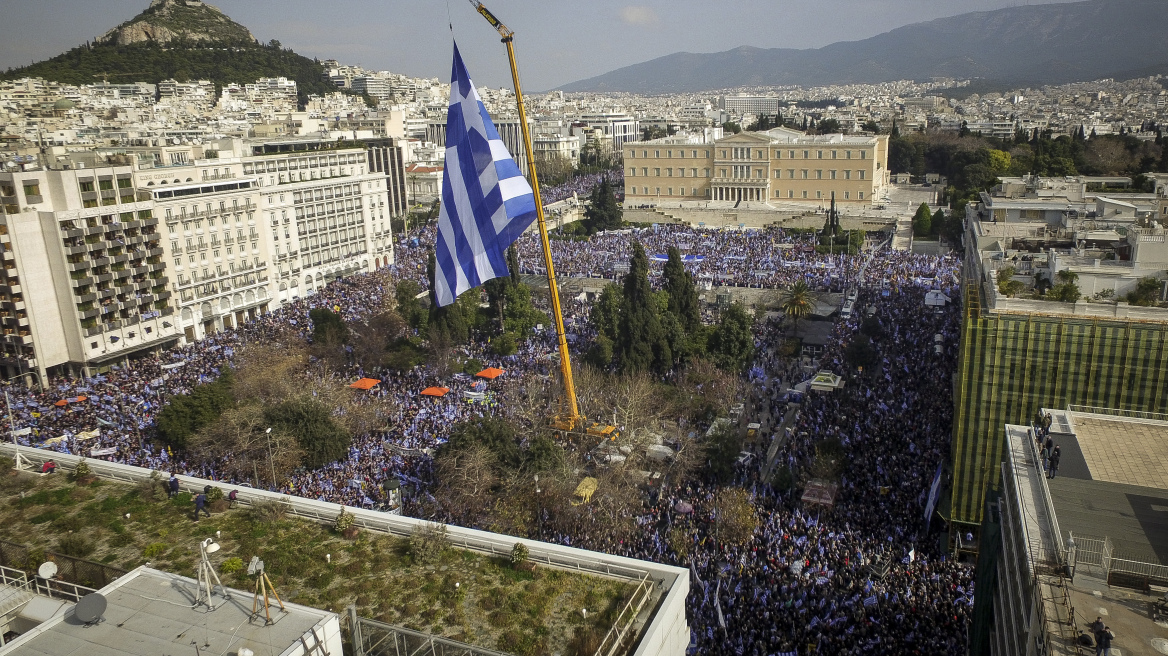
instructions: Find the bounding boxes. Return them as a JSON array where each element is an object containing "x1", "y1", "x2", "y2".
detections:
[
  {"x1": 663, "y1": 247, "x2": 700, "y2": 333},
  {"x1": 616, "y1": 243, "x2": 671, "y2": 374}
]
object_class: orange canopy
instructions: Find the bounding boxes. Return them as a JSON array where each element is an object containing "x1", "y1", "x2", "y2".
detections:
[
  {"x1": 349, "y1": 378, "x2": 381, "y2": 390},
  {"x1": 475, "y1": 367, "x2": 505, "y2": 380},
  {"x1": 421, "y1": 387, "x2": 450, "y2": 397}
]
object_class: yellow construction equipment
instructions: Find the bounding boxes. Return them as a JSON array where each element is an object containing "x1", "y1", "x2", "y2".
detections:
[
  {"x1": 572, "y1": 477, "x2": 598, "y2": 505},
  {"x1": 469, "y1": 0, "x2": 580, "y2": 431}
]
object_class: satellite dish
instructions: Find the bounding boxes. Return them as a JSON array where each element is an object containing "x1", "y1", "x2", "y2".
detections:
[
  {"x1": 38, "y1": 561, "x2": 58, "y2": 579},
  {"x1": 74, "y1": 592, "x2": 107, "y2": 624}
]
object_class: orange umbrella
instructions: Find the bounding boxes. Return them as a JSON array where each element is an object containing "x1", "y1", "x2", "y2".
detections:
[
  {"x1": 349, "y1": 378, "x2": 381, "y2": 390},
  {"x1": 54, "y1": 400, "x2": 67, "y2": 407},
  {"x1": 475, "y1": 367, "x2": 505, "y2": 380},
  {"x1": 421, "y1": 387, "x2": 450, "y2": 397},
  {"x1": 75, "y1": 396, "x2": 87, "y2": 402}
]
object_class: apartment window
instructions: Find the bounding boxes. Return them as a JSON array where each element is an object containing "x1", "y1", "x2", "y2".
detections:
[
  {"x1": 642, "y1": 150, "x2": 647, "y2": 158},
  {"x1": 756, "y1": 168, "x2": 765, "y2": 179},
  {"x1": 99, "y1": 180, "x2": 114, "y2": 191},
  {"x1": 860, "y1": 151, "x2": 867, "y2": 159},
  {"x1": 654, "y1": 150, "x2": 660, "y2": 158},
  {"x1": 678, "y1": 169, "x2": 686, "y2": 178},
  {"x1": 775, "y1": 189, "x2": 781, "y2": 198},
  {"x1": 668, "y1": 188, "x2": 673, "y2": 196},
  {"x1": 788, "y1": 190, "x2": 794, "y2": 198},
  {"x1": 703, "y1": 168, "x2": 710, "y2": 177},
  {"x1": 666, "y1": 168, "x2": 673, "y2": 177},
  {"x1": 859, "y1": 170, "x2": 866, "y2": 180},
  {"x1": 642, "y1": 187, "x2": 648, "y2": 194},
  {"x1": 691, "y1": 150, "x2": 698, "y2": 158},
  {"x1": 830, "y1": 170, "x2": 837, "y2": 180},
  {"x1": 802, "y1": 191, "x2": 808, "y2": 199},
  {"x1": 788, "y1": 169, "x2": 795, "y2": 179},
  {"x1": 667, "y1": 150, "x2": 672, "y2": 158},
  {"x1": 831, "y1": 151, "x2": 837, "y2": 159},
  {"x1": 817, "y1": 151, "x2": 823, "y2": 159},
  {"x1": 775, "y1": 170, "x2": 781, "y2": 179},
  {"x1": 83, "y1": 199, "x2": 98, "y2": 208},
  {"x1": 720, "y1": 169, "x2": 727, "y2": 178},
  {"x1": 678, "y1": 150, "x2": 684, "y2": 158},
  {"x1": 844, "y1": 191, "x2": 850, "y2": 199},
  {"x1": 802, "y1": 151, "x2": 809, "y2": 159},
  {"x1": 858, "y1": 191, "x2": 864, "y2": 199},
  {"x1": 691, "y1": 168, "x2": 698, "y2": 177},
  {"x1": 816, "y1": 191, "x2": 822, "y2": 199},
  {"x1": 815, "y1": 170, "x2": 822, "y2": 179},
  {"x1": 774, "y1": 150, "x2": 782, "y2": 159},
  {"x1": 844, "y1": 170, "x2": 851, "y2": 180},
  {"x1": 801, "y1": 170, "x2": 808, "y2": 179},
  {"x1": 642, "y1": 168, "x2": 648, "y2": 177},
  {"x1": 789, "y1": 151, "x2": 795, "y2": 159},
  {"x1": 846, "y1": 151, "x2": 852, "y2": 159},
  {"x1": 23, "y1": 184, "x2": 40, "y2": 197},
  {"x1": 756, "y1": 150, "x2": 764, "y2": 159},
  {"x1": 79, "y1": 181, "x2": 95, "y2": 192},
  {"x1": 655, "y1": 187, "x2": 661, "y2": 195},
  {"x1": 654, "y1": 168, "x2": 661, "y2": 176},
  {"x1": 704, "y1": 150, "x2": 710, "y2": 157},
  {"x1": 628, "y1": 150, "x2": 635, "y2": 159}
]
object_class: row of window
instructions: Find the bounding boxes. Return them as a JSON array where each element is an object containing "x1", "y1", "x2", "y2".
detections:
[
  {"x1": 628, "y1": 148, "x2": 869, "y2": 160},
  {"x1": 629, "y1": 167, "x2": 867, "y2": 180},
  {"x1": 244, "y1": 154, "x2": 363, "y2": 175},
  {"x1": 630, "y1": 187, "x2": 866, "y2": 200}
]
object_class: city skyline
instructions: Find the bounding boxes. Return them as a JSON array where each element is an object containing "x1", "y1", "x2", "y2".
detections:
[{"x1": 0, "y1": 0, "x2": 1081, "y2": 91}]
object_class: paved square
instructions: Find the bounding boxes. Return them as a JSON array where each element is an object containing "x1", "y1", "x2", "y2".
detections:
[{"x1": 1073, "y1": 415, "x2": 1168, "y2": 490}]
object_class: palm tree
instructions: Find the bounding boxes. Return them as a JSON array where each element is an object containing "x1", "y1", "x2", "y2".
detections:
[{"x1": 778, "y1": 280, "x2": 818, "y2": 336}]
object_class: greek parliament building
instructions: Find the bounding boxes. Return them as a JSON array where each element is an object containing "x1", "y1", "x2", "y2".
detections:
[
  {"x1": 622, "y1": 127, "x2": 889, "y2": 206},
  {"x1": 0, "y1": 136, "x2": 407, "y2": 384},
  {"x1": 948, "y1": 184, "x2": 1168, "y2": 535}
]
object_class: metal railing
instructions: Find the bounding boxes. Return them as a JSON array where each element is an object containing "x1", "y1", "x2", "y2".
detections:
[
  {"x1": 595, "y1": 576, "x2": 654, "y2": 656},
  {"x1": 1067, "y1": 531, "x2": 1168, "y2": 587},
  {"x1": 1066, "y1": 405, "x2": 1168, "y2": 423},
  {"x1": 351, "y1": 610, "x2": 514, "y2": 656}
]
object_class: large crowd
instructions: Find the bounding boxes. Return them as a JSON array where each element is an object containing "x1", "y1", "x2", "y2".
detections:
[{"x1": 6, "y1": 217, "x2": 972, "y2": 655}]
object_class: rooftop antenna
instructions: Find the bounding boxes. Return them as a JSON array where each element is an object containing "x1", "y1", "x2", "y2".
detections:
[
  {"x1": 248, "y1": 556, "x2": 285, "y2": 624},
  {"x1": 195, "y1": 538, "x2": 226, "y2": 610}
]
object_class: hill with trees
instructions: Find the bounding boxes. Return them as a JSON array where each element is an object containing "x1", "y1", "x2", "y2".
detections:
[{"x1": 0, "y1": 0, "x2": 335, "y2": 106}]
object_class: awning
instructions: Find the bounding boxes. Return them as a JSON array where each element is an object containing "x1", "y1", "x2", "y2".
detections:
[
  {"x1": 421, "y1": 387, "x2": 450, "y2": 397},
  {"x1": 349, "y1": 378, "x2": 381, "y2": 390},
  {"x1": 475, "y1": 367, "x2": 505, "y2": 380}
]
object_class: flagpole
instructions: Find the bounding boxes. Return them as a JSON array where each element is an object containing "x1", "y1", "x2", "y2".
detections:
[{"x1": 471, "y1": 1, "x2": 579, "y2": 427}]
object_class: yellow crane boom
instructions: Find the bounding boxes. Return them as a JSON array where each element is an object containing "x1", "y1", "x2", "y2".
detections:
[{"x1": 469, "y1": 0, "x2": 580, "y2": 428}]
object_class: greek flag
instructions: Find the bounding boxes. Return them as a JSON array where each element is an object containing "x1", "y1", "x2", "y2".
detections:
[{"x1": 434, "y1": 43, "x2": 538, "y2": 307}]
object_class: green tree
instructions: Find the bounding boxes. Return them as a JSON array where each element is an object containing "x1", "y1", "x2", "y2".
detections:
[
  {"x1": 778, "y1": 280, "x2": 817, "y2": 335},
  {"x1": 263, "y1": 397, "x2": 351, "y2": 469},
  {"x1": 721, "y1": 121, "x2": 742, "y2": 134},
  {"x1": 912, "y1": 203, "x2": 933, "y2": 237},
  {"x1": 1126, "y1": 276, "x2": 1163, "y2": 306},
  {"x1": 156, "y1": 369, "x2": 235, "y2": 450},
  {"x1": 308, "y1": 308, "x2": 347, "y2": 346},
  {"x1": 442, "y1": 416, "x2": 522, "y2": 471},
  {"x1": 427, "y1": 251, "x2": 470, "y2": 345},
  {"x1": 662, "y1": 247, "x2": 700, "y2": 333},
  {"x1": 844, "y1": 333, "x2": 878, "y2": 371},
  {"x1": 1050, "y1": 270, "x2": 1081, "y2": 303},
  {"x1": 861, "y1": 119, "x2": 881, "y2": 134},
  {"x1": 395, "y1": 279, "x2": 426, "y2": 331},
  {"x1": 816, "y1": 118, "x2": 842, "y2": 135},
  {"x1": 996, "y1": 266, "x2": 1024, "y2": 297},
  {"x1": 590, "y1": 284, "x2": 622, "y2": 342},
  {"x1": 987, "y1": 149, "x2": 1012, "y2": 175},
  {"x1": 583, "y1": 177, "x2": 622, "y2": 233},
  {"x1": 616, "y1": 243, "x2": 672, "y2": 374},
  {"x1": 707, "y1": 302, "x2": 755, "y2": 372}
]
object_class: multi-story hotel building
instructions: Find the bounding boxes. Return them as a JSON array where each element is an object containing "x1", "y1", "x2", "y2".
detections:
[
  {"x1": 244, "y1": 138, "x2": 390, "y2": 304},
  {"x1": 0, "y1": 164, "x2": 178, "y2": 383},
  {"x1": 623, "y1": 127, "x2": 889, "y2": 206}
]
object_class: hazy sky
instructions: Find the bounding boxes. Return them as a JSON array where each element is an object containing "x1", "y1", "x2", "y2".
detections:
[{"x1": 0, "y1": 0, "x2": 1080, "y2": 91}]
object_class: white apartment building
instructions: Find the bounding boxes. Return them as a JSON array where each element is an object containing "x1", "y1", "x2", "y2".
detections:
[
  {"x1": 0, "y1": 164, "x2": 179, "y2": 383},
  {"x1": 533, "y1": 133, "x2": 580, "y2": 162},
  {"x1": 244, "y1": 139, "x2": 387, "y2": 304}
]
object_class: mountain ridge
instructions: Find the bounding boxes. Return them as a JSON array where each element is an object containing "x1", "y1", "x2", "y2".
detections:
[
  {"x1": 557, "y1": 0, "x2": 1168, "y2": 93},
  {"x1": 100, "y1": 0, "x2": 256, "y2": 47}
]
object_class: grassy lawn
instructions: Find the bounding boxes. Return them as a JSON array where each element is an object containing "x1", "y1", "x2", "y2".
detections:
[{"x1": 0, "y1": 466, "x2": 636, "y2": 655}]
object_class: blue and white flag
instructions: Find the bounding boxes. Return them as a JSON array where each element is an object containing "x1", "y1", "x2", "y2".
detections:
[
  {"x1": 434, "y1": 43, "x2": 538, "y2": 307},
  {"x1": 923, "y1": 461, "x2": 943, "y2": 524}
]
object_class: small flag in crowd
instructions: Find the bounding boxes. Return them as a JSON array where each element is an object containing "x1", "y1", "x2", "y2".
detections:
[
  {"x1": 433, "y1": 43, "x2": 537, "y2": 307},
  {"x1": 863, "y1": 595, "x2": 878, "y2": 607}
]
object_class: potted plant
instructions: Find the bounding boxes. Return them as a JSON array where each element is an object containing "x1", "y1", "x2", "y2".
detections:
[{"x1": 334, "y1": 507, "x2": 358, "y2": 539}]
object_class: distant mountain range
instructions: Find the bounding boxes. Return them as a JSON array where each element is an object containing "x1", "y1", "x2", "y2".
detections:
[
  {"x1": 557, "y1": 0, "x2": 1168, "y2": 94},
  {"x1": 0, "y1": 0, "x2": 334, "y2": 104}
]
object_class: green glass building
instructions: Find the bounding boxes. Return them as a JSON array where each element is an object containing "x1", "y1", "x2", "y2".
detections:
[{"x1": 950, "y1": 286, "x2": 1168, "y2": 528}]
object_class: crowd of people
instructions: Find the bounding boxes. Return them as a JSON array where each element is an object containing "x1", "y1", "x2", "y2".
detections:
[{"x1": 4, "y1": 216, "x2": 974, "y2": 654}]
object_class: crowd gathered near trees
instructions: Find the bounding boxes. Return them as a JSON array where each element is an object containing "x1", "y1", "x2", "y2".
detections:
[{"x1": 6, "y1": 171, "x2": 972, "y2": 653}]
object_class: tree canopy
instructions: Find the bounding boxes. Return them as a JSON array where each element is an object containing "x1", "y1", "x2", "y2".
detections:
[{"x1": 616, "y1": 244, "x2": 672, "y2": 374}]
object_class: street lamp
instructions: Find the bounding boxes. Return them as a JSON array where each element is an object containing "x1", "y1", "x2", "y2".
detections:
[{"x1": 265, "y1": 427, "x2": 276, "y2": 490}]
